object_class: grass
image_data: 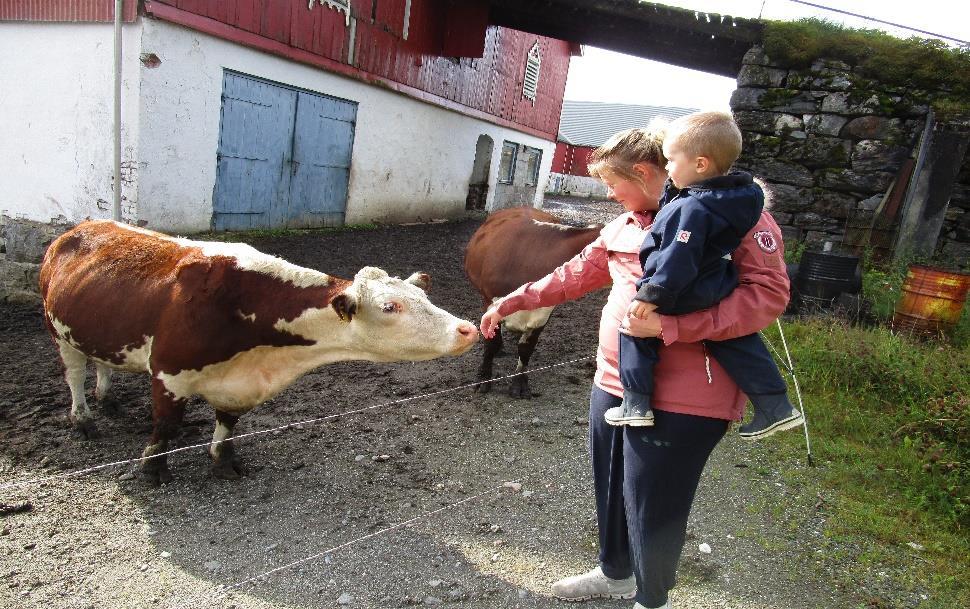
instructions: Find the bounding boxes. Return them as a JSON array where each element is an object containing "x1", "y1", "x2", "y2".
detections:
[{"x1": 760, "y1": 316, "x2": 969, "y2": 607}]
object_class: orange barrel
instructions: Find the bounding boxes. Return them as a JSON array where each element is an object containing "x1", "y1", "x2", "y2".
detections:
[{"x1": 893, "y1": 265, "x2": 970, "y2": 334}]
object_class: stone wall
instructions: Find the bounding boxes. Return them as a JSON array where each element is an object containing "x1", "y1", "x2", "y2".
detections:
[
  {"x1": 730, "y1": 46, "x2": 968, "y2": 263},
  {"x1": 0, "y1": 215, "x2": 71, "y2": 303}
]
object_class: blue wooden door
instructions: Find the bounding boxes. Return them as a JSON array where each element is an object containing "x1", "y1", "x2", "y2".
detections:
[
  {"x1": 213, "y1": 72, "x2": 356, "y2": 230},
  {"x1": 212, "y1": 73, "x2": 295, "y2": 231},
  {"x1": 288, "y1": 91, "x2": 357, "y2": 228}
]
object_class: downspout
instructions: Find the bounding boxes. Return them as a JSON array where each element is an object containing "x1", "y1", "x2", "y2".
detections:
[{"x1": 113, "y1": 0, "x2": 123, "y2": 221}]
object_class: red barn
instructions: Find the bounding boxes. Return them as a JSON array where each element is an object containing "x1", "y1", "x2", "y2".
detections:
[
  {"x1": 547, "y1": 100, "x2": 696, "y2": 197},
  {"x1": 1, "y1": 0, "x2": 580, "y2": 234}
]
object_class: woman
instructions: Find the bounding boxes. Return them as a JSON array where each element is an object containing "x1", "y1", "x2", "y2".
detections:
[{"x1": 480, "y1": 126, "x2": 790, "y2": 609}]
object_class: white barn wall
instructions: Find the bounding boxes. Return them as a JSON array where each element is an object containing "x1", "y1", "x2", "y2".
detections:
[
  {"x1": 139, "y1": 19, "x2": 555, "y2": 232},
  {"x1": 0, "y1": 23, "x2": 142, "y2": 225}
]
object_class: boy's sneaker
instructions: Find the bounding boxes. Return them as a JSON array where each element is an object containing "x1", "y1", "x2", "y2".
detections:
[
  {"x1": 604, "y1": 392, "x2": 655, "y2": 427},
  {"x1": 738, "y1": 394, "x2": 804, "y2": 440},
  {"x1": 633, "y1": 602, "x2": 672, "y2": 609},
  {"x1": 551, "y1": 566, "x2": 636, "y2": 601}
]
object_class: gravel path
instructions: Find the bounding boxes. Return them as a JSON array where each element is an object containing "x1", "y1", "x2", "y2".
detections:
[{"x1": 0, "y1": 199, "x2": 921, "y2": 609}]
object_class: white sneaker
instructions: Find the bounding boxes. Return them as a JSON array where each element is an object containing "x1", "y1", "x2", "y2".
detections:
[
  {"x1": 633, "y1": 602, "x2": 671, "y2": 609},
  {"x1": 550, "y1": 566, "x2": 636, "y2": 601}
]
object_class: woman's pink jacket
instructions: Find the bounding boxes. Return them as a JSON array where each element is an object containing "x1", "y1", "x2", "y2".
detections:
[{"x1": 494, "y1": 210, "x2": 791, "y2": 422}]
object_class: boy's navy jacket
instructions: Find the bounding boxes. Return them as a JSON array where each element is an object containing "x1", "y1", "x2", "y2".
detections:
[{"x1": 635, "y1": 171, "x2": 764, "y2": 313}]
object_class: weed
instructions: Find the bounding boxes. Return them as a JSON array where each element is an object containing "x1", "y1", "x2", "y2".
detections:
[{"x1": 762, "y1": 318, "x2": 970, "y2": 605}]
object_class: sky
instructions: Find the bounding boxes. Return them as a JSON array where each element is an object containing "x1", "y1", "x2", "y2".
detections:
[{"x1": 562, "y1": 0, "x2": 970, "y2": 112}]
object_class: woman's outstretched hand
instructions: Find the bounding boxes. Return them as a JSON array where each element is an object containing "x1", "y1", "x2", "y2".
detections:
[{"x1": 480, "y1": 306, "x2": 504, "y2": 339}]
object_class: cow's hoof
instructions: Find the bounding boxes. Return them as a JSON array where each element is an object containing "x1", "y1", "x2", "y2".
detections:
[
  {"x1": 473, "y1": 380, "x2": 493, "y2": 394},
  {"x1": 212, "y1": 459, "x2": 247, "y2": 480},
  {"x1": 140, "y1": 466, "x2": 173, "y2": 486},
  {"x1": 508, "y1": 381, "x2": 533, "y2": 399},
  {"x1": 70, "y1": 417, "x2": 99, "y2": 440}
]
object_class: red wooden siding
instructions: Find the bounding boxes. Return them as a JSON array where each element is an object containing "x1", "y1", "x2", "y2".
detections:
[
  {"x1": 553, "y1": 143, "x2": 596, "y2": 177},
  {"x1": 0, "y1": 0, "x2": 137, "y2": 21},
  {"x1": 551, "y1": 142, "x2": 569, "y2": 173},
  {"x1": 147, "y1": 0, "x2": 569, "y2": 138}
]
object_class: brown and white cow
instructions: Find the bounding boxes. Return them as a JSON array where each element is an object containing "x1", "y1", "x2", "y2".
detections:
[
  {"x1": 40, "y1": 220, "x2": 478, "y2": 484},
  {"x1": 463, "y1": 207, "x2": 602, "y2": 398}
]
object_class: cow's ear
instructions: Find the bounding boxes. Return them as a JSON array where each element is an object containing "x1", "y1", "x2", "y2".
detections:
[
  {"x1": 406, "y1": 272, "x2": 431, "y2": 293},
  {"x1": 331, "y1": 293, "x2": 357, "y2": 322}
]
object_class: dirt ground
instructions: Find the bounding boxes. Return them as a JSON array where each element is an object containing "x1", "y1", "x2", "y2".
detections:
[{"x1": 0, "y1": 199, "x2": 924, "y2": 609}]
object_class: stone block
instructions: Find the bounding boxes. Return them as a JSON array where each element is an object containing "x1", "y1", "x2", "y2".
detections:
[
  {"x1": 775, "y1": 114, "x2": 804, "y2": 133},
  {"x1": 734, "y1": 110, "x2": 777, "y2": 134},
  {"x1": 780, "y1": 136, "x2": 851, "y2": 169},
  {"x1": 741, "y1": 159, "x2": 814, "y2": 187},
  {"x1": 851, "y1": 140, "x2": 910, "y2": 173},
  {"x1": 813, "y1": 189, "x2": 857, "y2": 219},
  {"x1": 737, "y1": 64, "x2": 787, "y2": 88},
  {"x1": 820, "y1": 92, "x2": 878, "y2": 115},
  {"x1": 763, "y1": 182, "x2": 815, "y2": 212},
  {"x1": 742, "y1": 46, "x2": 772, "y2": 66},
  {"x1": 804, "y1": 114, "x2": 848, "y2": 137},
  {"x1": 817, "y1": 169, "x2": 895, "y2": 193},
  {"x1": 1, "y1": 217, "x2": 71, "y2": 264},
  {"x1": 767, "y1": 90, "x2": 822, "y2": 113},
  {"x1": 730, "y1": 87, "x2": 766, "y2": 111},
  {"x1": 795, "y1": 212, "x2": 839, "y2": 231},
  {"x1": 743, "y1": 133, "x2": 782, "y2": 158},
  {"x1": 804, "y1": 230, "x2": 842, "y2": 248},
  {"x1": 842, "y1": 116, "x2": 890, "y2": 139},
  {"x1": 857, "y1": 194, "x2": 883, "y2": 211}
]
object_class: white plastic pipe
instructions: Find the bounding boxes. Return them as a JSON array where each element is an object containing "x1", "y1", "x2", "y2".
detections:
[{"x1": 113, "y1": 0, "x2": 123, "y2": 221}]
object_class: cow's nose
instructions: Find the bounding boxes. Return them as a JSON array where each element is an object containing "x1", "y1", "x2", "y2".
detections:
[{"x1": 457, "y1": 322, "x2": 479, "y2": 342}]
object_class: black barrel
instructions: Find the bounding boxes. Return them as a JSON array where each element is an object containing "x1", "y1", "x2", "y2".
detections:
[{"x1": 795, "y1": 251, "x2": 861, "y2": 307}]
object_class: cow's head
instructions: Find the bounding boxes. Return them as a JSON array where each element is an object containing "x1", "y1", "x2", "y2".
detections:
[{"x1": 326, "y1": 267, "x2": 477, "y2": 361}]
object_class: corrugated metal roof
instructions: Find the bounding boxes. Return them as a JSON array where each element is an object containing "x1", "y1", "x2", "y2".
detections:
[{"x1": 558, "y1": 100, "x2": 697, "y2": 147}]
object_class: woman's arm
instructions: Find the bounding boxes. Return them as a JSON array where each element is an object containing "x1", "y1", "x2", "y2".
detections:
[
  {"x1": 654, "y1": 212, "x2": 790, "y2": 344},
  {"x1": 480, "y1": 236, "x2": 612, "y2": 337}
]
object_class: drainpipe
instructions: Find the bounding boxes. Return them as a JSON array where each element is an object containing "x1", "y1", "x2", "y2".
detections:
[{"x1": 113, "y1": 0, "x2": 123, "y2": 221}]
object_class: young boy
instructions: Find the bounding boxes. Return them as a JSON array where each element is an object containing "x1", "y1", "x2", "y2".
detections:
[{"x1": 606, "y1": 111, "x2": 804, "y2": 439}]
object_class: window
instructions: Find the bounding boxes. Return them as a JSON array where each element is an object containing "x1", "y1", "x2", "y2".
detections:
[
  {"x1": 523, "y1": 147, "x2": 542, "y2": 186},
  {"x1": 498, "y1": 141, "x2": 518, "y2": 184},
  {"x1": 523, "y1": 41, "x2": 541, "y2": 102}
]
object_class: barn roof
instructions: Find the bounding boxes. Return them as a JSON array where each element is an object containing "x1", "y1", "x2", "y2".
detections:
[{"x1": 558, "y1": 100, "x2": 697, "y2": 147}]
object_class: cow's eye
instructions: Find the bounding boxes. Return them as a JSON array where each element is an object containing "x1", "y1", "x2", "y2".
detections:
[{"x1": 381, "y1": 302, "x2": 402, "y2": 314}]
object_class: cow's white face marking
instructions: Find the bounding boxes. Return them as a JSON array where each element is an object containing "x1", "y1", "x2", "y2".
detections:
[{"x1": 282, "y1": 267, "x2": 477, "y2": 362}]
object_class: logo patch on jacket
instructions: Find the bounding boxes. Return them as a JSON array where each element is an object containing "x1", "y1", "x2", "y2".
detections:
[
  {"x1": 676, "y1": 230, "x2": 691, "y2": 244},
  {"x1": 753, "y1": 230, "x2": 778, "y2": 253}
]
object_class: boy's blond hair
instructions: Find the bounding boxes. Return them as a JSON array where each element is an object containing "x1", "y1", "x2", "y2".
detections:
[
  {"x1": 665, "y1": 111, "x2": 742, "y2": 174},
  {"x1": 587, "y1": 119, "x2": 667, "y2": 186}
]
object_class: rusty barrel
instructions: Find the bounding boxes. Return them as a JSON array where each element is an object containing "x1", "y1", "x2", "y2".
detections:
[{"x1": 893, "y1": 265, "x2": 970, "y2": 334}]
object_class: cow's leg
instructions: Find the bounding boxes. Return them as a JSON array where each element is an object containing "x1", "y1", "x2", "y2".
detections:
[
  {"x1": 509, "y1": 324, "x2": 546, "y2": 399},
  {"x1": 140, "y1": 378, "x2": 186, "y2": 485},
  {"x1": 56, "y1": 340, "x2": 98, "y2": 438},
  {"x1": 474, "y1": 325, "x2": 503, "y2": 394},
  {"x1": 209, "y1": 410, "x2": 247, "y2": 480},
  {"x1": 94, "y1": 363, "x2": 120, "y2": 415}
]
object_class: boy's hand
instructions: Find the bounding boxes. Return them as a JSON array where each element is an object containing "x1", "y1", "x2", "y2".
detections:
[
  {"x1": 480, "y1": 306, "x2": 504, "y2": 339},
  {"x1": 627, "y1": 300, "x2": 657, "y2": 319}
]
